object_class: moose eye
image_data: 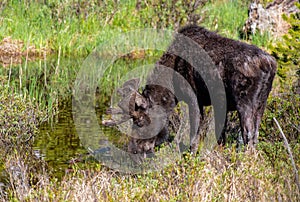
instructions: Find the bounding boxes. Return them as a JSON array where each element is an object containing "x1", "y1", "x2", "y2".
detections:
[{"x1": 133, "y1": 151, "x2": 137, "y2": 154}]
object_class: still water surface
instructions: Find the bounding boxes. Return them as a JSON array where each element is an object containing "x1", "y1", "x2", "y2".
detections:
[{"x1": 33, "y1": 55, "x2": 160, "y2": 177}]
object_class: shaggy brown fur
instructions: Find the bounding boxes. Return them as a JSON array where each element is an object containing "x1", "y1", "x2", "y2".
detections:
[
  {"x1": 160, "y1": 25, "x2": 277, "y2": 152},
  {"x1": 112, "y1": 25, "x2": 277, "y2": 157}
]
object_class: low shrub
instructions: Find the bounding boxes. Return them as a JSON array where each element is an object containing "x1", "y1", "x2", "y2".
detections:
[
  {"x1": 0, "y1": 85, "x2": 47, "y2": 200},
  {"x1": 0, "y1": 85, "x2": 46, "y2": 155}
]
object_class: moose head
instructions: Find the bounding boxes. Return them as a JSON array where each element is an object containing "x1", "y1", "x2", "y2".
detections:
[{"x1": 103, "y1": 78, "x2": 175, "y2": 160}]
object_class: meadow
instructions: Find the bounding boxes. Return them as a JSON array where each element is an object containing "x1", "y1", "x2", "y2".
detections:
[{"x1": 0, "y1": 0, "x2": 299, "y2": 201}]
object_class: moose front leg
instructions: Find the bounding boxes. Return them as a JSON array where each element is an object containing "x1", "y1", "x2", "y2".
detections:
[{"x1": 189, "y1": 105, "x2": 203, "y2": 154}]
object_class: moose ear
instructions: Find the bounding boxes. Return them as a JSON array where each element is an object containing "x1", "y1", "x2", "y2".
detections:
[
  {"x1": 124, "y1": 78, "x2": 140, "y2": 91},
  {"x1": 117, "y1": 78, "x2": 140, "y2": 97},
  {"x1": 118, "y1": 78, "x2": 140, "y2": 95}
]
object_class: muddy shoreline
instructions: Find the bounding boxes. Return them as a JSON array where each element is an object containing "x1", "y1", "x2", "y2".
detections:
[{"x1": 0, "y1": 37, "x2": 51, "y2": 67}]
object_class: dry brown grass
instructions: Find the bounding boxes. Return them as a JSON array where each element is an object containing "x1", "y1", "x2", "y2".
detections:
[{"x1": 2, "y1": 147, "x2": 299, "y2": 201}]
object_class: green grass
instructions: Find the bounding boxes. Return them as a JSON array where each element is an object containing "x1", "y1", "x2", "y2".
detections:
[
  {"x1": 0, "y1": 56, "x2": 83, "y2": 117},
  {"x1": 203, "y1": 0, "x2": 272, "y2": 48},
  {"x1": 0, "y1": 1, "x2": 137, "y2": 57},
  {"x1": 203, "y1": 0, "x2": 250, "y2": 39},
  {"x1": 0, "y1": 0, "x2": 273, "y2": 58},
  {"x1": 0, "y1": 0, "x2": 273, "y2": 112},
  {"x1": 249, "y1": 31, "x2": 272, "y2": 48},
  {"x1": 0, "y1": 0, "x2": 173, "y2": 114}
]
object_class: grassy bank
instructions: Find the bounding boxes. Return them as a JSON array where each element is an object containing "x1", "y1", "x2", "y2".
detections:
[
  {"x1": 2, "y1": 148, "x2": 299, "y2": 201},
  {"x1": 0, "y1": 0, "x2": 267, "y2": 58},
  {"x1": 0, "y1": 0, "x2": 128, "y2": 57}
]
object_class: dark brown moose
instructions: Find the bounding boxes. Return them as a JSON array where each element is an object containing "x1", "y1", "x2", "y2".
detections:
[{"x1": 104, "y1": 25, "x2": 277, "y2": 158}]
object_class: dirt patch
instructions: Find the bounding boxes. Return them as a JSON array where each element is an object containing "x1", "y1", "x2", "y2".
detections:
[{"x1": 0, "y1": 37, "x2": 51, "y2": 67}]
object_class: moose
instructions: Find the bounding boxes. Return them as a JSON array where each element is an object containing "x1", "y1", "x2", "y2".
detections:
[{"x1": 103, "y1": 24, "x2": 277, "y2": 158}]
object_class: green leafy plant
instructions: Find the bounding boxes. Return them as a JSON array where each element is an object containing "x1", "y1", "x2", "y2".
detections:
[
  {"x1": 203, "y1": 0, "x2": 250, "y2": 39},
  {"x1": 271, "y1": 3, "x2": 300, "y2": 84}
]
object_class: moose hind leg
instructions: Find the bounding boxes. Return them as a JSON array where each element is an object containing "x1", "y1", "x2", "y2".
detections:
[
  {"x1": 190, "y1": 106, "x2": 203, "y2": 154},
  {"x1": 217, "y1": 113, "x2": 228, "y2": 146}
]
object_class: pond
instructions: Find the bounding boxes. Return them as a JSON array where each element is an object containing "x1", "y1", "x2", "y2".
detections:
[
  {"x1": 35, "y1": 99, "x2": 121, "y2": 178},
  {"x1": 30, "y1": 52, "x2": 165, "y2": 177}
]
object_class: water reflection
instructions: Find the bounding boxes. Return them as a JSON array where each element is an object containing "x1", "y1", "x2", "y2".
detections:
[
  {"x1": 36, "y1": 100, "x2": 87, "y2": 177},
  {"x1": 35, "y1": 98, "x2": 124, "y2": 178},
  {"x1": 32, "y1": 53, "x2": 162, "y2": 177}
]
